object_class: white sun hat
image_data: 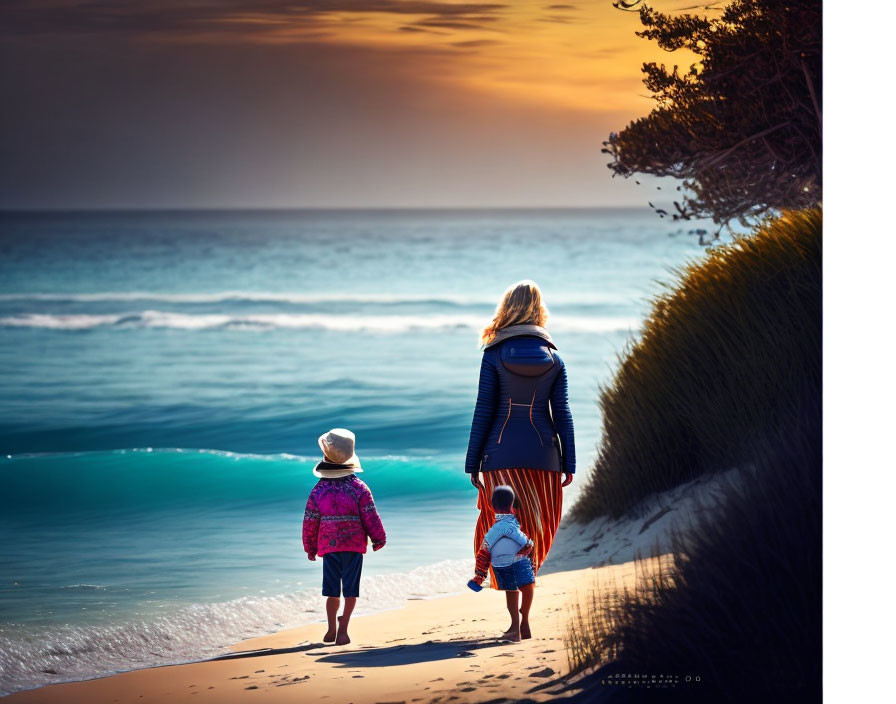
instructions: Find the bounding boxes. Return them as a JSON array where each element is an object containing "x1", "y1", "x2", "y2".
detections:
[{"x1": 313, "y1": 428, "x2": 363, "y2": 478}]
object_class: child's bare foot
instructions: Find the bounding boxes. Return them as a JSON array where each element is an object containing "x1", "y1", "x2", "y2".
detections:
[
  {"x1": 502, "y1": 610, "x2": 523, "y2": 637},
  {"x1": 520, "y1": 621, "x2": 532, "y2": 640},
  {"x1": 323, "y1": 628, "x2": 336, "y2": 643},
  {"x1": 335, "y1": 615, "x2": 351, "y2": 645}
]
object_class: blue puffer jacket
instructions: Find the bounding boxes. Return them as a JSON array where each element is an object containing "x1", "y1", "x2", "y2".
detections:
[{"x1": 465, "y1": 325, "x2": 575, "y2": 474}]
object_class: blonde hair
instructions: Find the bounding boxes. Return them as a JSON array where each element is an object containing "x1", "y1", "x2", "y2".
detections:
[{"x1": 480, "y1": 280, "x2": 549, "y2": 346}]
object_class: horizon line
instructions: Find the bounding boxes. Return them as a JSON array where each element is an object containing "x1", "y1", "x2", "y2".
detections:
[{"x1": 0, "y1": 205, "x2": 660, "y2": 216}]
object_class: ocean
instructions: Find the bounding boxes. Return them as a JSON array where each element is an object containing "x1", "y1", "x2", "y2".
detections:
[{"x1": 0, "y1": 209, "x2": 707, "y2": 694}]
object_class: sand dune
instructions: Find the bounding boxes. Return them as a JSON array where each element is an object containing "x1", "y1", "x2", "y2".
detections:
[{"x1": 544, "y1": 467, "x2": 741, "y2": 574}]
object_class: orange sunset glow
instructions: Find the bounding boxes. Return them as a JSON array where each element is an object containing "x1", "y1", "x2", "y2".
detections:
[
  {"x1": 138, "y1": 1, "x2": 701, "y2": 113},
  {"x1": 0, "y1": 1, "x2": 707, "y2": 208}
]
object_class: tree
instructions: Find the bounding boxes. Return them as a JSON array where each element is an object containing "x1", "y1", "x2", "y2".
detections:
[{"x1": 605, "y1": 0, "x2": 822, "y2": 230}]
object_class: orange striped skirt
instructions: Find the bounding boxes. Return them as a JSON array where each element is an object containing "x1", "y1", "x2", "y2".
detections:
[{"x1": 474, "y1": 468, "x2": 563, "y2": 589}]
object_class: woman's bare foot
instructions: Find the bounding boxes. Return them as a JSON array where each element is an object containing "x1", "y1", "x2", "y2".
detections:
[
  {"x1": 520, "y1": 620, "x2": 532, "y2": 640},
  {"x1": 501, "y1": 629, "x2": 521, "y2": 642},
  {"x1": 335, "y1": 615, "x2": 351, "y2": 645},
  {"x1": 323, "y1": 628, "x2": 336, "y2": 643}
]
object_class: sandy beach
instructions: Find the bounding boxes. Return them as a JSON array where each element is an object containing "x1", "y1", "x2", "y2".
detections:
[
  {"x1": 4, "y1": 468, "x2": 722, "y2": 703},
  {"x1": 4, "y1": 558, "x2": 670, "y2": 704}
]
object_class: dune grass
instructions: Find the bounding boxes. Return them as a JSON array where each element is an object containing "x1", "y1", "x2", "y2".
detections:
[
  {"x1": 571, "y1": 208, "x2": 822, "y2": 521},
  {"x1": 564, "y1": 428, "x2": 821, "y2": 702},
  {"x1": 564, "y1": 555, "x2": 676, "y2": 674},
  {"x1": 561, "y1": 208, "x2": 822, "y2": 701}
]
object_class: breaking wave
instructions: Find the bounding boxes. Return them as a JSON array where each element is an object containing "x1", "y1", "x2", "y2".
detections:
[{"x1": 0, "y1": 311, "x2": 640, "y2": 333}]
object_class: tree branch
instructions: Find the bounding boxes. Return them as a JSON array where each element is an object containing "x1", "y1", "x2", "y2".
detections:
[
  {"x1": 698, "y1": 123, "x2": 791, "y2": 171},
  {"x1": 800, "y1": 57, "x2": 822, "y2": 134}
]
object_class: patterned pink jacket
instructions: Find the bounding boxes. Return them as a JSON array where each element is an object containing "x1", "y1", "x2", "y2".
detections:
[{"x1": 302, "y1": 475, "x2": 386, "y2": 557}]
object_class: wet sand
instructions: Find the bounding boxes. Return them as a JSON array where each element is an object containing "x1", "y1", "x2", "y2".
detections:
[{"x1": 6, "y1": 559, "x2": 668, "y2": 704}]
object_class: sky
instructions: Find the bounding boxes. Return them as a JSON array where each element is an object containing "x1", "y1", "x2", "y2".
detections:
[{"x1": 0, "y1": 1, "x2": 701, "y2": 209}]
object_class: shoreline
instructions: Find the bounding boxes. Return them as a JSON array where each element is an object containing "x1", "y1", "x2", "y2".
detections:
[
  {"x1": 0, "y1": 557, "x2": 476, "y2": 697},
  {"x1": 3, "y1": 560, "x2": 667, "y2": 704},
  {"x1": 3, "y1": 468, "x2": 729, "y2": 702}
]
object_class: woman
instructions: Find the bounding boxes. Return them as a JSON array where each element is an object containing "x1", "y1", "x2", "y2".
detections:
[{"x1": 465, "y1": 280, "x2": 575, "y2": 597}]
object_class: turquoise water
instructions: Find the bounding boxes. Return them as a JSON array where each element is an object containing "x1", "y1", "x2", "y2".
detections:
[{"x1": 0, "y1": 209, "x2": 706, "y2": 693}]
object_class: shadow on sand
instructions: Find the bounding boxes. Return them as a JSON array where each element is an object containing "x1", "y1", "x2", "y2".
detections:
[
  {"x1": 210, "y1": 641, "x2": 330, "y2": 661},
  {"x1": 214, "y1": 638, "x2": 514, "y2": 667},
  {"x1": 314, "y1": 638, "x2": 513, "y2": 667}
]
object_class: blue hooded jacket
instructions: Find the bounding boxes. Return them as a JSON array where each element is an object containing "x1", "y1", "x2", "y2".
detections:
[{"x1": 465, "y1": 324, "x2": 575, "y2": 474}]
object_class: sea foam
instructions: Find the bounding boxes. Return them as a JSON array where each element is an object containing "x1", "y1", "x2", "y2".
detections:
[
  {"x1": 0, "y1": 311, "x2": 639, "y2": 334},
  {"x1": 0, "y1": 558, "x2": 470, "y2": 696}
]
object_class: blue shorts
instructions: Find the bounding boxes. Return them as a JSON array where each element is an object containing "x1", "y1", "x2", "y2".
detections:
[
  {"x1": 492, "y1": 557, "x2": 535, "y2": 591},
  {"x1": 322, "y1": 552, "x2": 363, "y2": 598}
]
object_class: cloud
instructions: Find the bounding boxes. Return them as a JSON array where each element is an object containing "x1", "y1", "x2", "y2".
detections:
[
  {"x1": 413, "y1": 19, "x2": 493, "y2": 30},
  {"x1": 452, "y1": 39, "x2": 501, "y2": 48},
  {"x1": 577, "y1": 46, "x2": 627, "y2": 58},
  {"x1": 546, "y1": 4, "x2": 578, "y2": 9},
  {"x1": 538, "y1": 14, "x2": 584, "y2": 24},
  {"x1": 0, "y1": 1, "x2": 509, "y2": 39},
  {"x1": 410, "y1": 11, "x2": 501, "y2": 32}
]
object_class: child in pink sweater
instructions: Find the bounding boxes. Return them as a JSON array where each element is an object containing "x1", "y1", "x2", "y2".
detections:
[{"x1": 302, "y1": 429, "x2": 386, "y2": 645}]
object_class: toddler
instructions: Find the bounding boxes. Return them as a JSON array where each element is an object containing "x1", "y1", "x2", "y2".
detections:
[{"x1": 468, "y1": 485, "x2": 535, "y2": 641}]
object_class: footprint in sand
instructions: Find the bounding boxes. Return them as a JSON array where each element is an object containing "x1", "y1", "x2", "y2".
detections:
[{"x1": 275, "y1": 676, "x2": 310, "y2": 686}]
